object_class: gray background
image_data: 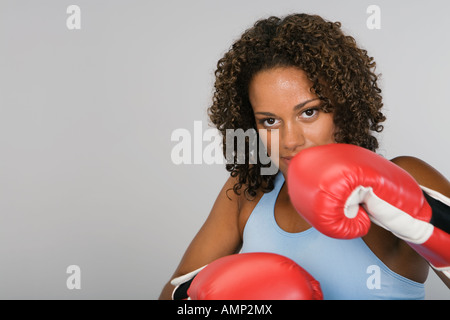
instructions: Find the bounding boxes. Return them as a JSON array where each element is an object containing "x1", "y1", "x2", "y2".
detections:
[{"x1": 0, "y1": 0, "x2": 449, "y2": 299}]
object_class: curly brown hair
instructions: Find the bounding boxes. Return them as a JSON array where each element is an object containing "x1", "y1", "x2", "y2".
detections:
[{"x1": 208, "y1": 13, "x2": 386, "y2": 199}]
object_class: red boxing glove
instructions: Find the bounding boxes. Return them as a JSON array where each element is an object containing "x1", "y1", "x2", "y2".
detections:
[
  {"x1": 187, "y1": 252, "x2": 323, "y2": 300},
  {"x1": 287, "y1": 143, "x2": 450, "y2": 275}
]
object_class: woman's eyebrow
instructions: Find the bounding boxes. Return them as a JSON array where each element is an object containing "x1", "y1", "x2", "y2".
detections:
[
  {"x1": 293, "y1": 98, "x2": 320, "y2": 111},
  {"x1": 254, "y1": 98, "x2": 320, "y2": 116},
  {"x1": 254, "y1": 111, "x2": 276, "y2": 116}
]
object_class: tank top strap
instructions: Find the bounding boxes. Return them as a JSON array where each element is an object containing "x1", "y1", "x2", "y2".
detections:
[
  {"x1": 249, "y1": 172, "x2": 284, "y2": 219},
  {"x1": 263, "y1": 172, "x2": 285, "y2": 202}
]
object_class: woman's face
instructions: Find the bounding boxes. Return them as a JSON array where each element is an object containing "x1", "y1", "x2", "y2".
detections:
[{"x1": 249, "y1": 67, "x2": 336, "y2": 176}]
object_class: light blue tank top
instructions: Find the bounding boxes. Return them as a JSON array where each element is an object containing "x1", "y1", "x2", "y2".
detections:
[{"x1": 240, "y1": 172, "x2": 425, "y2": 300}]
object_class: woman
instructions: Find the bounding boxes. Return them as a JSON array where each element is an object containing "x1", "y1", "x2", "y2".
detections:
[{"x1": 159, "y1": 13, "x2": 450, "y2": 299}]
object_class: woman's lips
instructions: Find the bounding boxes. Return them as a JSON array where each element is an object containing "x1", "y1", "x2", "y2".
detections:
[{"x1": 281, "y1": 156, "x2": 293, "y2": 166}]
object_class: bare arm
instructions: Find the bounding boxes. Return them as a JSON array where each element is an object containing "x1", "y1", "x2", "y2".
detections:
[
  {"x1": 391, "y1": 156, "x2": 450, "y2": 289},
  {"x1": 158, "y1": 176, "x2": 243, "y2": 300}
]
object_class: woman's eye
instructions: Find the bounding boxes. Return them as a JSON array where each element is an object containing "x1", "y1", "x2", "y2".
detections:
[
  {"x1": 262, "y1": 118, "x2": 279, "y2": 127},
  {"x1": 301, "y1": 108, "x2": 318, "y2": 119}
]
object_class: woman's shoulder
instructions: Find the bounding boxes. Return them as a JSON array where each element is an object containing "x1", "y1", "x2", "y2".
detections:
[{"x1": 390, "y1": 155, "x2": 450, "y2": 196}]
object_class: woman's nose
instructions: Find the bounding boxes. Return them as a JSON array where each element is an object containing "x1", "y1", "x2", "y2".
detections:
[{"x1": 281, "y1": 124, "x2": 305, "y2": 152}]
